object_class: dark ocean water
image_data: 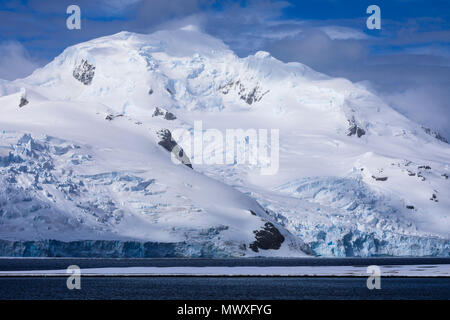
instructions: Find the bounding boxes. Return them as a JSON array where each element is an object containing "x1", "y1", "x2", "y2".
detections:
[
  {"x1": 0, "y1": 277, "x2": 449, "y2": 300},
  {"x1": 0, "y1": 258, "x2": 448, "y2": 300},
  {"x1": 1, "y1": 257, "x2": 449, "y2": 271}
]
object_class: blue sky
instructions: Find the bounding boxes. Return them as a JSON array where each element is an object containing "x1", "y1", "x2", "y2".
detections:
[{"x1": 0, "y1": 0, "x2": 449, "y2": 138}]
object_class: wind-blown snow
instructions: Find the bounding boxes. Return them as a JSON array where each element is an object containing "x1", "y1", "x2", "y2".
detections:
[{"x1": 0, "y1": 28, "x2": 449, "y2": 257}]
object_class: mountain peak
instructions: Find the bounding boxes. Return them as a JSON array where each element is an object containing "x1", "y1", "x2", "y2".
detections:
[
  {"x1": 0, "y1": 28, "x2": 449, "y2": 257},
  {"x1": 254, "y1": 51, "x2": 271, "y2": 59}
]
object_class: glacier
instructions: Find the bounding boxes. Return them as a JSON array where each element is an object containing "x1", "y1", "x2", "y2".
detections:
[{"x1": 0, "y1": 28, "x2": 449, "y2": 257}]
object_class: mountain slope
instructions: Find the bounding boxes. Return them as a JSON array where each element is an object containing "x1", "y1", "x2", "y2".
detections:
[{"x1": 0, "y1": 28, "x2": 448, "y2": 257}]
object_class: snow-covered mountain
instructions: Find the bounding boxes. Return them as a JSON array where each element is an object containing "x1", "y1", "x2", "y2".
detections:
[{"x1": 0, "y1": 27, "x2": 449, "y2": 257}]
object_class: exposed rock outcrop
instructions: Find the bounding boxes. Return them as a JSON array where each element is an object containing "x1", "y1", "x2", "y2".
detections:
[
  {"x1": 157, "y1": 129, "x2": 192, "y2": 169},
  {"x1": 105, "y1": 114, "x2": 123, "y2": 121},
  {"x1": 249, "y1": 222, "x2": 285, "y2": 252},
  {"x1": 73, "y1": 59, "x2": 95, "y2": 85},
  {"x1": 19, "y1": 97, "x2": 28, "y2": 108},
  {"x1": 422, "y1": 127, "x2": 448, "y2": 144},
  {"x1": 347, "y1": 117, "x2": 365, "y2": 137},
  {"x1": 152, "y1": 107, "x2": 176, "y2": 120},
  {"x1": 219, "y1": 80, "x2": 269, "y2": 105}
]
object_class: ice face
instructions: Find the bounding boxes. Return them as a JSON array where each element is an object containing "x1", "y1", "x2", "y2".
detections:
[
  {"x1": 0, "y1": 239, "x2": 236, "y2": 258},
  {"x1": 261, "y1": 176, "x2": 450, "y2": 256}
]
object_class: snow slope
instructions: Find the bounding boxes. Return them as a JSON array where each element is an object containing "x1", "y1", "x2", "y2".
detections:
[{"x1": 0, "y1": 28, "x2": 449, "y2": 257}]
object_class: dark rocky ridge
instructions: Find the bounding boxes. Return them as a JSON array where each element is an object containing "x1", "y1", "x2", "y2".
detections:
[{"x1": 422, "y1": 127, "x2": 448, "y2": 144}]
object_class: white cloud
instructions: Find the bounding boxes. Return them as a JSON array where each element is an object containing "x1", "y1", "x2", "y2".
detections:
[
  {"x1": 0, "y1": 42, "x2": 41, "y2": 81},
  {"x1": 318, "y1": 26, "x2": 369, "y2": 40},
  {"x1": 99, "y1": 0, "x2": 142, "y2": 12},
  {"x1": 383, "y1": 85, "x2": 450, "y2": 140}
]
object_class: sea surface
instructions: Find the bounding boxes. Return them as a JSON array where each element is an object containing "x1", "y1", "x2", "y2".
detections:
[{"x1": 0, "y1": 258, "x2": 449, "y2": 300}]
